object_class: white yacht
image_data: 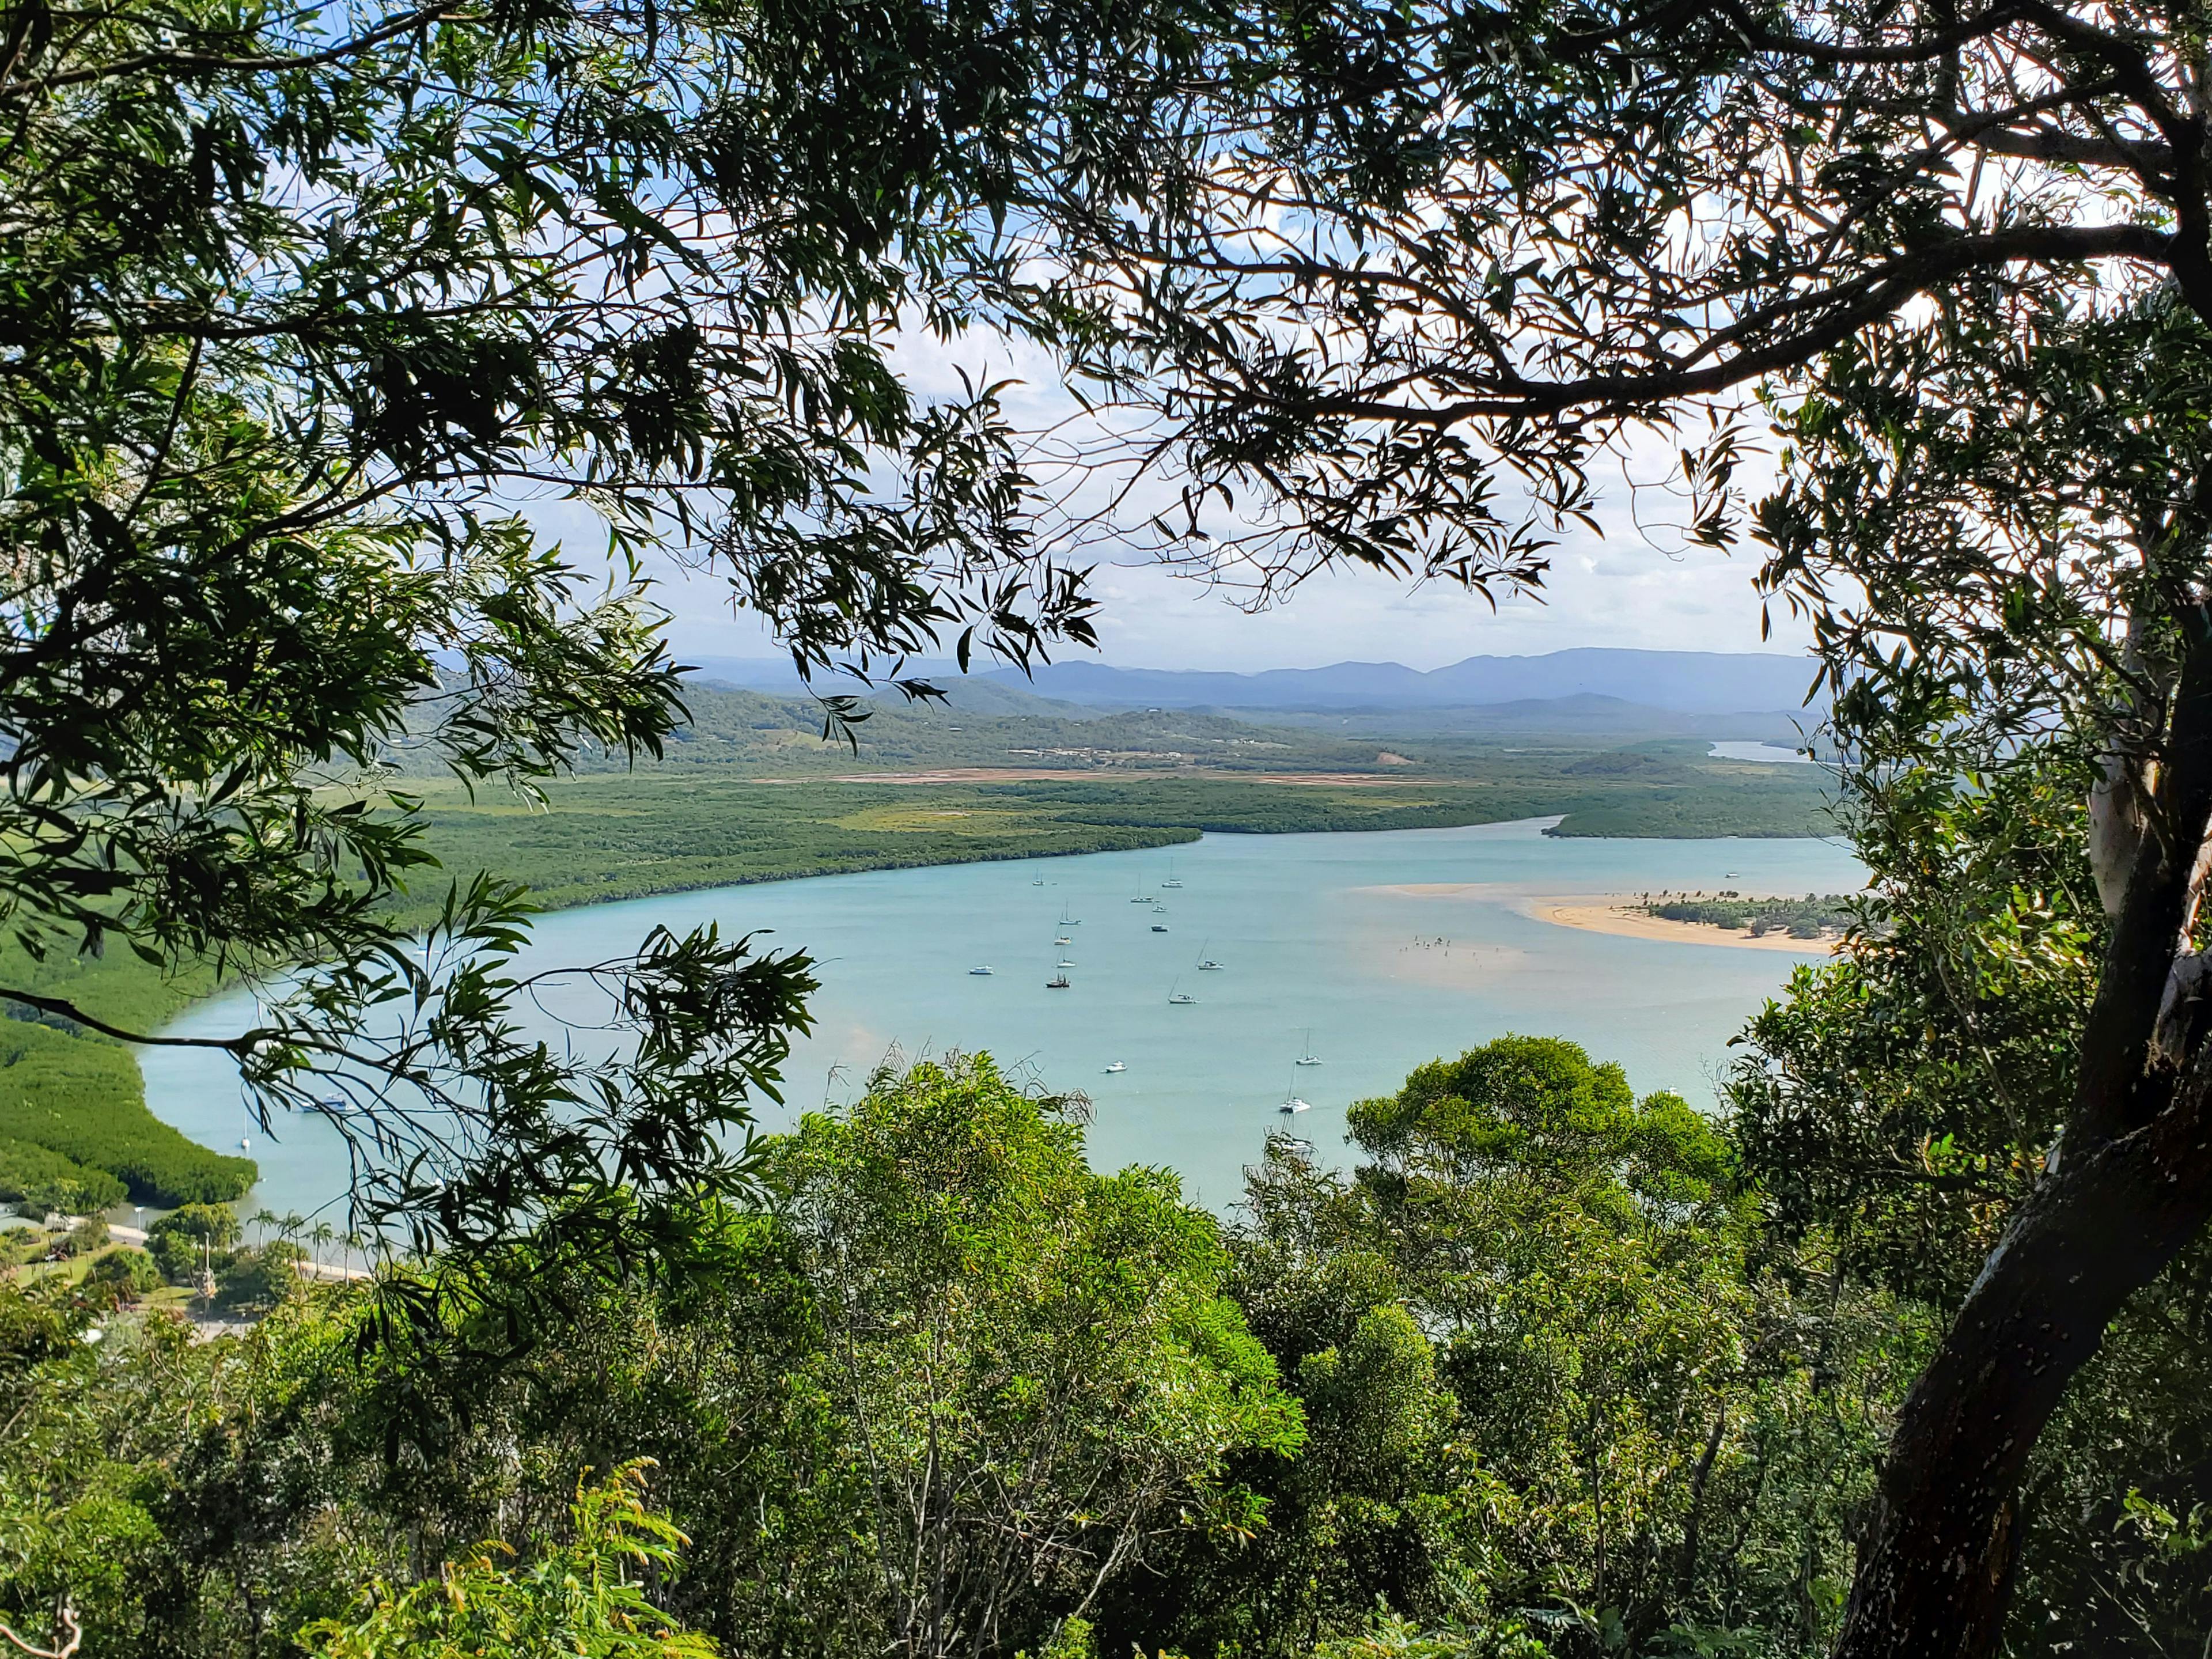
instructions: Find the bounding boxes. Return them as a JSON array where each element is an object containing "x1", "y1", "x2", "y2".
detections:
[
  {"x1": 968, "y1": 965, "x2": 994, "y2": 976},
  {"x1": 1278, "y1": 1096, "x2": 1312, "y2": 1115},
  {"x1": 1103, "y1": 1061, "x2": 1127, "y2": 1074}
]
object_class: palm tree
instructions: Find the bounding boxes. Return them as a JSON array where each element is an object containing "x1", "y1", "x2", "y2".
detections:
[
  {"x1": 309, "y1": 1221, "x2": 335, "y2": 1275},
  {"x1": 249, "y1": 1209, "x2": 275, "y2": 1249}
]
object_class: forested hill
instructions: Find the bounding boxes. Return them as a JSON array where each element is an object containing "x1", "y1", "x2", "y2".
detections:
[{"x1": 385, "y1": 679, "x2": 1808, "y2": 779}]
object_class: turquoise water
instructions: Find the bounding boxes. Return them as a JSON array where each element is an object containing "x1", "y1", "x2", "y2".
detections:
[{"x1": 137, "y1": 819, "x2": 1862, "y2": 1220}]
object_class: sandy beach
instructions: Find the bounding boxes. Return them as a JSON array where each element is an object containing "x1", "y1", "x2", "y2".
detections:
[
  {"x1": 1528, "y1": 897, "x2": 1839, "y2": 953},
  {"x1": 1359, "y1": 881, "x2": 1841, "y2": 954}
]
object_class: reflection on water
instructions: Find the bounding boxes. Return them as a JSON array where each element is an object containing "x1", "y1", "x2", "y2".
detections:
[{"x1": 138, "y1": 819, "x2": 1862, "y2": 1219}]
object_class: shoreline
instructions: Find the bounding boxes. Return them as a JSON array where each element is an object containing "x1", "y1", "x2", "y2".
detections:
[{"x1": 1528, "y1": 896, "x2": 1840, "y2": 953}]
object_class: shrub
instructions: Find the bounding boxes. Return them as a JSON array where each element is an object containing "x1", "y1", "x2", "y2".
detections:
[
  {"x1": 214, "y1": 1244, "x2": 302, "y2": 1314},
  {"x1": 87, "y1": 1247, "x2": 158, "y2": 1297}
]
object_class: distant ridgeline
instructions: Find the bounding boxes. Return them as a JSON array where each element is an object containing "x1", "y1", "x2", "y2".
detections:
[{"x1": 0, "y1": 945, "x2": 252, "y2": 1215}]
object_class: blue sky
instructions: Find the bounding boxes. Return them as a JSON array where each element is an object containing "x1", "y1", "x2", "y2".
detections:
[
  {"x1": 528, "y1": 321, "x2": 1812, "y2": 675},
  {"x1": 655, "y1": 537, "x2": 1801, "y2": 673}
]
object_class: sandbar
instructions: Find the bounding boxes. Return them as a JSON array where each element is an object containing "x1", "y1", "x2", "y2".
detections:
[{"x1": 1528, "y1": 897, "x2": 1838, "y2": 954}]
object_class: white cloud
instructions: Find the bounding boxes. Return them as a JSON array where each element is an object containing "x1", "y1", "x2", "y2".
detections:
[{"x1": 523, "y1": 319, "x2": 1813, "y2": 673}]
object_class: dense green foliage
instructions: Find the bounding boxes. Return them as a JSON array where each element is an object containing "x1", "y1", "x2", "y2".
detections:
[
  {"x1": 9, "y1": 0, "x2": 2206, "y2": 1644},
  {"x1": 0, "y1": 1020, "x2": 250, "y2": 1205},
  {"x1": 302, "y1": 1464, "x2": 720, "y2": 1659},
  {"x1": 1638, "y1": 896, "x2": 1855, "y2": 941},
  {"x1": 392, "y1": 763, "x2": 1832, "y2": 923},
  {"x1": 0, "y1": 1042, "x2": 1934, "y2": 1659},
  {"x1": 0, "y1": 1133, "x2": 124, "y2": 1216}
]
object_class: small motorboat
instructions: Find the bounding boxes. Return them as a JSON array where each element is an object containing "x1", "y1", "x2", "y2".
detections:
[
  {"x1": 1151, "y1": 923, "x2": 1169, "y2": 933},
  {"x1": 1104, "y1": 1061, "x2": 1127, "y2": 1074},
  {"x1": 969, "y1": 966, "x2": 995, "y2": 976}
]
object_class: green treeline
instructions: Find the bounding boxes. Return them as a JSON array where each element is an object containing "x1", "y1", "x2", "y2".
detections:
[
  {"x1": 0, "y1": 1036, "x2": 2177, "y2": 1656},
  {"x1": 392, "y1": 765, "x2": 1834, "y2": 925},
  {"x1": 1638, "y1": 893, "x2": 1858, "y2": 938},
  {"x1": 0, "y1": 948, "x2": 252, "y2": 1210}
]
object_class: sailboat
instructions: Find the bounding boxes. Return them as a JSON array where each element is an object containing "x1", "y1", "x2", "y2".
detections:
[
  {"x1": 1296, "y1": 1027, "x2": 1323, "y2": 1066},
  {"x1": 1278, "y1": 1094, "x2": 1312, "y2": 1114},
  {"x1": 1055, "y1": 934, "x2": 1071, "y2": 945},
  {"x1": 1167, "y1": 979, "x2": 1197, "y2": 1006},
  {"x1": 1196, "y1": 940, "x2": 1225, "y2": 971},
  {"x1": 1046, "y1": 971, "x2": 1071, "y2": 989},
  {"x1": 1059, "y1": 906, "x2": 1080, "y2": 927},
  {"x1": 1057, "y1": 958, "x2": 1077, "y2": 969}
]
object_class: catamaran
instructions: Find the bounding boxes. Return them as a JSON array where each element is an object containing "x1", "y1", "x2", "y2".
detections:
[{"x1": 1278, "y1": 1095, "x2": 1312, "y2": 1114}]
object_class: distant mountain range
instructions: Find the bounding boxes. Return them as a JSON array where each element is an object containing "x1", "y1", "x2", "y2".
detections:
[{"x1": 683, "y1": 649, "x2": 1820, "y2": 718}]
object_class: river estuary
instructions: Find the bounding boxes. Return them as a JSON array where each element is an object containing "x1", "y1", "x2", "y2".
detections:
[{"x1": 138, "y1": 817, "x2": 1863, "y2": 1219}]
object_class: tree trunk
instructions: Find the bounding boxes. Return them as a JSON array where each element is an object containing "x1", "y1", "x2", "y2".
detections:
[
  {"x1": 1830, "y1": 1065, "x2": 2212, "y2": 1656},
  {"x1": 1834, "y1": 622, "x2": 2212, "y2": 1657}
]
